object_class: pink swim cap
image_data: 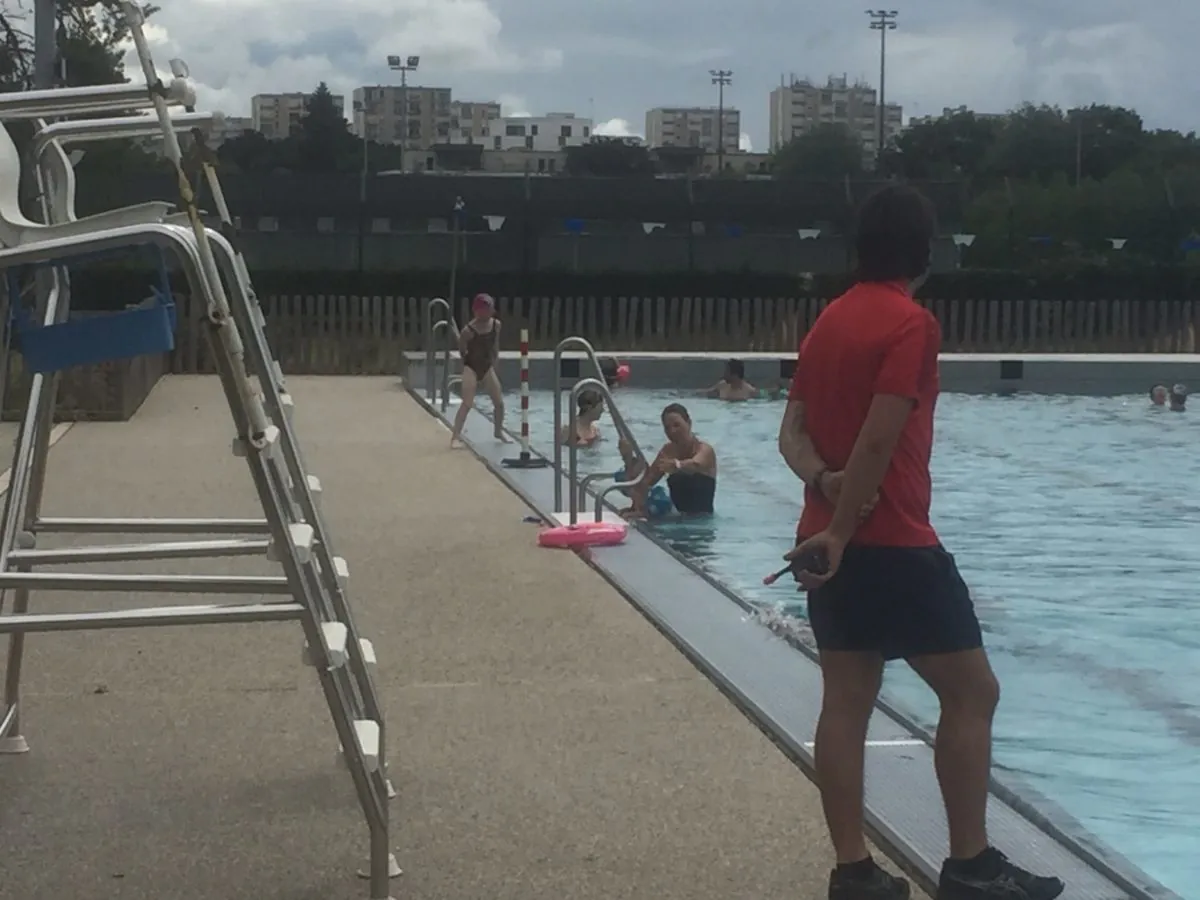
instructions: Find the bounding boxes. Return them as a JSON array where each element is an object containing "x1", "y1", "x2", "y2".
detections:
[
  {"x1": 472, "y1": 293, "x2": 495, "y2": 313},
  {"x1": 616, "y1": 363, "x2": 631, "y2": 382}
]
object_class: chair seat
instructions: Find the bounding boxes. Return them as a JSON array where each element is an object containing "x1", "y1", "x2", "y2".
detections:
[{"x1": 2, "y1": 201, "x2": 174, "y2": 249}]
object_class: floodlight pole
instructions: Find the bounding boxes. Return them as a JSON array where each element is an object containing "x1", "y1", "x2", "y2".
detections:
[{"x1": 866, "y1": 9, "x2": 899, "y2": 166}]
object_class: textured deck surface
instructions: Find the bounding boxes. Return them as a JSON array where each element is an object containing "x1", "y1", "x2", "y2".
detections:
[{"x1": 0, "y1": 375, "x2": 917, "y2": 900}]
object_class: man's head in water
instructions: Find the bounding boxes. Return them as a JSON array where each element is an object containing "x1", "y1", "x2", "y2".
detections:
[
  {"x1": 577, "y1": 389, "x2": 605, "y2": 422},
  {"x1": 1150, "y1": 384, "x2": 1168, "y2": 406},
  {"x1": 1169, "y1": 384, "x2": 1188, "y2": 412},
  {"x1": 855, "y1": 184, "x2": 936, "y2": 289},
  {"x1": 661, "y1": 403, "x2": 693, "y2": 446},
  {"x1": 724, "y1": 358, "x2": 745, "y2": 386}
]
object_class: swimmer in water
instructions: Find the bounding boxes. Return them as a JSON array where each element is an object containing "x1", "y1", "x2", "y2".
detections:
[
  {"x1": 701, "y1": 358, "x2": 757, "y2": 402},
  {"x1": 1150, "y1": 384, "x2": 1168, "y2": 406},
  {"x1": 560, "y1": 390, "x2": 605, "y2": 446},
  {"x1": 624, "y1": 403, "x2": 717, "y2": 517},
  {"x1": 449, "y1": 293, "x2": 512, "y2": 448},
  {"x1": 1169, "y1": 383, "x2": 1188, "y2": 412}
]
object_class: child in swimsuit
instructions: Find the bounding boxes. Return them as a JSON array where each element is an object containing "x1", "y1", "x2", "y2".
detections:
[
  {"x1": 560, "y1": 390, "x2": 605, "y2": 446},
  {"x1": 449, "y1": 293, "x2": 512, "y2": 448}
]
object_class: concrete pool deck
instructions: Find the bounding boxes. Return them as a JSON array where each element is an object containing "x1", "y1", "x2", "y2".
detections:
[{"x1": 0, "y1": 375, "x2": 919, "y2": 900}]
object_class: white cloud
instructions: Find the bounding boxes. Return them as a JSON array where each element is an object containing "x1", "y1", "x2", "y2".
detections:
[
  {"x1": 593, "y1": 118, "x2": 640, "y2": 138},
  {"x1": 498, "y1": 93, "x2": 531, "y2": 117},
  {"x1": 739, "y1": 132, "x2": 752, "y2": 152}
]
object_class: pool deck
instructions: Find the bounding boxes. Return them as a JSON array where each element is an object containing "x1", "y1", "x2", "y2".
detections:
[{"x1": 0, "y1": 375, "x2": 920, "y2": 900}]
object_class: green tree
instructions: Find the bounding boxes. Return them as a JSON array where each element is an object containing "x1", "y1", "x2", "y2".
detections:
[
  {"x1": 295, "y1": 81, "x2": 355, "y2": 173},
  {"x1": 564, "y1": 136, "x2": 655, "y2": 176},
  {"x1": 770, "y1": 124, "x2": 864, "y2": 178},
  {"x1": 888, "y1": 111, "x2": 1002, "y2": 180}
]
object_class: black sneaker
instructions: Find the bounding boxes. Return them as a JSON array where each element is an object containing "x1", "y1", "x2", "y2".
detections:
[
  {"x1": 829, "y1": 859, "x2": 912, "y2": 900},
  {"x1": 937, "y1": 848, "x2": 1065, "y2": 900}
]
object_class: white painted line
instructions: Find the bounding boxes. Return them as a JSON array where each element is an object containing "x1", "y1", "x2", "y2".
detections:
[
  {"x1": 802, "y1": 739, "x2": 925, "y2": 749},
  {"x1": 0, "y1": 423, "x2": 73, "y2": 498}
]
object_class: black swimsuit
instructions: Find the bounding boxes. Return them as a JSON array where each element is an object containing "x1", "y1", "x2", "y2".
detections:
[
  {"x1": 666, "y1": 471, "x2": 716, "y2": 514},
  {"x1": 462, "y1": 322, "x2": 498, "y2": 378}
]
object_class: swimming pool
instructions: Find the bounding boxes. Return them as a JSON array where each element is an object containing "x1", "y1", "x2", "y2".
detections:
[{"x1": 519, "y1": 388, "x2": 1199, "y2": 899}]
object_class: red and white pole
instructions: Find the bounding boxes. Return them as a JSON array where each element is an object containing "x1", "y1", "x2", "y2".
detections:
[{"x1": 519, "y1": 328, "x2": 532, "y2": 460}]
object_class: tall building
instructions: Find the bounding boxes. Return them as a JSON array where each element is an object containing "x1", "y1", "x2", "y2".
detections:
[
  {"x1": 352, "y1": 85, "x2": 453, "y2": 149},
  {"x1": 768, "y1": 74, "x2": 901, "y2": 158},
  {"x1": 488, "y1": 113, "x2": 592, "y2": 152},
  {"x1": 448, "y1": 100, "x2": 501, "y2": 144},
  {"x1": 645, "y1": 107, "x2": 741, "y2": 153},
  {"x1": 908, "y1": 105, "x2": 1006, "y2": 127},
  {"x1": 251, "y1": 92, "x2": 345, "y2": 140}
]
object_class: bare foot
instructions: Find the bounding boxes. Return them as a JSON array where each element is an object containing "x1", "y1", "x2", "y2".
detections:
[
  {"x1": 495, "y1": 431, "x2": 513, "y2": 443},
  {"x1": 449, "y1": 437, "x2": 464, "y2": 449}
]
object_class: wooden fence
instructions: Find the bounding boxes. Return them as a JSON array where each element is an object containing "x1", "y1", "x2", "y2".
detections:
[{"x1": 159, "y1": 293, "x2": 1199, "y2": 375}]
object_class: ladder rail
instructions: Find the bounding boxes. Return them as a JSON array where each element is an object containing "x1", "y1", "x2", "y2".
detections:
[
  {"x1": 563, "y1": 376, "x2": 647, "y2": 525},
  {"x1": 423, "y1": 296, "x2": 451, "y2": 400},
  {"x1": 551, "y1": 336, "x2": 648, "y2": 514}
]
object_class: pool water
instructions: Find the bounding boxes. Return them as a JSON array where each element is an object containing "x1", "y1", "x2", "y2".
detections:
[{"x1": 512, "y1": 388, "x2": 1200, "y2": 896}]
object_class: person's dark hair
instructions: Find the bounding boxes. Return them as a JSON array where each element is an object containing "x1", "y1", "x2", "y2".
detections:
[
  {"x1": 577, "y1": 389, "x2": 603, "y2": 413},
  {"x1": 661, "y1": 402, "x2": 690, "y2": 423},
  {"x1": 854, "y1": 184, "x2": 937, "y2": 283},
  {"x1": 598, "y1": 356, "x2": 619, "y2": 388},
  {"x1": 726, "y1": 358, "x2": 745, "y2": 379},
  {"x1": 1170, "y1": 383, "x2": 1188, "y2": 406}
]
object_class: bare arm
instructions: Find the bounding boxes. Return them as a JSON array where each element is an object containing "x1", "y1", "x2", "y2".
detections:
[
  {"x1": 829, "y1": 395, "x2": 913, "y2": 538},
  {"x1": 778, "y1": 400, "x2": 830, "y2": 487},
  {"x1": 699, "y1": 382, "x2": 722, "y2": 397},
  {"x1": 675, "y1": 442, "x2": 715, "y2": 472}
]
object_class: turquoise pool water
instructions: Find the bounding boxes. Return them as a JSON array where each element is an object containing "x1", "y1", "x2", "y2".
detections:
[{"x1": 521, "y1": 388, "x2": 1199, "y2": 898}]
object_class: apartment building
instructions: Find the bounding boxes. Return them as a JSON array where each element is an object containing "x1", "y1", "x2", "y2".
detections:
[
  {"x1": 448, "y1": 100, "x2": 501, "y2": 144},
  {"x1": 251, "y1": 92, "x2": 345, "y2": 140},
  {"x1": 351, "y1": 84, "x2": 453, "y2": 149},
  {"x1": 768, "y1": 74, "x2": 901, "y2": 157},
  {"x1": 488, "y1": 113, "x2": 592, "y2": 152},
  {"x1": 645, "y1": 106, "x2": 740, "y2": 153},
  {"x1": 908, "y1": 105, "x2": 1007, "y2": 127}
]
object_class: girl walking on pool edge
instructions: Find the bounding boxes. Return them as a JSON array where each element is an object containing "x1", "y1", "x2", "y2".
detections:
[{"x1": 449, "y1": 293, "x2": 512, "y2": 448}]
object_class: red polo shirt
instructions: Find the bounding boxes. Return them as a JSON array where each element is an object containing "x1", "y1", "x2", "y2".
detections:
[{"x1": 789, "y1": 281, "x2": 941, "y2": 547}]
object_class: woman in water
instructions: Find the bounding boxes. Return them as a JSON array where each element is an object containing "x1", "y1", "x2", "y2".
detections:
[
  {"x1": 625, "y1": 403, "x2": 717, "y2": 517},
  {"x1": 559, "y1": 390, "x2": 605, "y2": 446},
  {"x1": 449, "y1": 293, "x2": 512, "y2": 448}
]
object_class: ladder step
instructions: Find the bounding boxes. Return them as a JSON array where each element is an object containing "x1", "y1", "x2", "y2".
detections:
[
  {"x1": 302, "y1": 630, "x2": 375, "y2": 669},
  {"x1": 354, "y1": 719, "x2": 381, "y2": 772},
  {"x1": 272, "y1": 360, "x2": 285, "y2": 386},
  {"x1": 280, "y1": 391, "x2": 294, "y2": 421},
  {"x1": 231, "y1": 425, "x2": 280, "y2": 459},
  {"x1": 359, "y1": 637, "x2": 376, "y2": 665},
  {"x1": 266, "y1": 522, "x2": 315, "y2": 564},
  {"x1": 294, "y1": 473, "x2": 320, "y2": 506},
  {"x1": 333, "y1": 555, "x2": 349, "y2": 588},
  {"x1": 253, "y1": 305, "x2": 266, "y2": 328}
]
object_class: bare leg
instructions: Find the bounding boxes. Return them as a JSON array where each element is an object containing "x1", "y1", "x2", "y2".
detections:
[
  {"x1": 450, "y1": 368, "x2": 479, "y2": 448},
  {"x1": 814, "y1": 649, "x2": 884, "y2": 863},
  {"x1": 907, "y1": 648, "x2": 999, "y2": 859},
  {"x1": 483, "y1": 369, "x2": 511, "y2": 442}
]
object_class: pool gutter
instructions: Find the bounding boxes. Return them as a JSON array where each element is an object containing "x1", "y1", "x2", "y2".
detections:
[{"x1": 405, "y1": 378, "x2": 1179, "y2": 900}]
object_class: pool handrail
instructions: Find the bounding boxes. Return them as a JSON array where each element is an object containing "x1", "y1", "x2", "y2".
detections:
[
  {"x1": 552, "y1": 336, "x2": 646, "y2": 512},
  {"x1": 566, "y1": 378, "x2": 645, "y2": 525},
  {"x1": 429, "y1": 317, "x2": 460, "y2": 411},
  {"x1": 423, "y1": 297, "x2": 452, "y2": 400}
]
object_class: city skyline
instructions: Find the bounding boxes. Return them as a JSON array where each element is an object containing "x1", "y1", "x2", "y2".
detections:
[{"x1": 126, "y1": 2, "x2": 1198, "y2": 153}]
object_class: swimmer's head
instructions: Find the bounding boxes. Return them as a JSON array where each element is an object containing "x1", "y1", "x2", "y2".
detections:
[
  {"x1": 661, "y1": 402, "x2": 693, "y2": 444},
  {"x1": 1169, "y1": 383, "x2": 1187, "y2": 411},
  {"x1": 577, "y1": 389, "x2": 605, "y2": 420},
  {"x1": 1150, "y1": 384, "x2": 1168, "y2": 406},
  {"x1": 471, "y1": 293, "x2": 495, "y2": 320},
  {"x1": 725, "y1": 358, "x2": 745, "y2": 383},
  {"x1": 598, "y1": 356, "x2": 620, "y2": 388}
]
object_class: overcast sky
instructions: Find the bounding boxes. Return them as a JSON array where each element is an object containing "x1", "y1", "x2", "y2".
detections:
[{"x1": 128, "y1": 0, "x2": 1198, "y2": 152}]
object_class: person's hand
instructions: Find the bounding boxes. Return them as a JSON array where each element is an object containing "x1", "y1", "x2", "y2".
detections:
[
  {"x1": 654, "y1": 456, "x2": 677, "y2": 475},
  {"x1": 784, "y1": 530, "x2": 847, "y2": 590},
  {"x1": 817, "y1": 471, "x2": 878, "y2": 523}
]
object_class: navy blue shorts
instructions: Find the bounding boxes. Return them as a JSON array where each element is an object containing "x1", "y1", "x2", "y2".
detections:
[{"x1": 804, "y1": 544, "x2": 983, "y2": 661}]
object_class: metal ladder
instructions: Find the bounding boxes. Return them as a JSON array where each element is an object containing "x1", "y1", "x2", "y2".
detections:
[
  {"x1": 422, "y1": 297, "x2": 462, "y2": 411},
  {"x1": 0, "y1": 6, "x2": 397, "y2": 897},
  {"x1": 552, "y1": 337, "x2": 649, "y2": 525}
]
